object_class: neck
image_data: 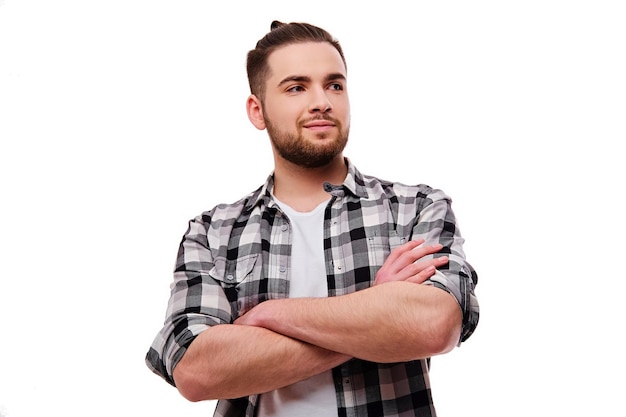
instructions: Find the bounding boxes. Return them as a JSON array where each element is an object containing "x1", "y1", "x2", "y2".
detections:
[{"x1": 272, "y1": 155, "x2": 347, "y2": 212}]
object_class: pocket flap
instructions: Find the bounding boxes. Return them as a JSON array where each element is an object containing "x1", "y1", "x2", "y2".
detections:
[{"x1": 209, "y1": 254, "x2": 259, "y2": 284}]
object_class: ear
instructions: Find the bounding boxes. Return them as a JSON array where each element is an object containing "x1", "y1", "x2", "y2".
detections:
[{"x1": 246, "y1": 94, "x2": 266, "y2": 130}]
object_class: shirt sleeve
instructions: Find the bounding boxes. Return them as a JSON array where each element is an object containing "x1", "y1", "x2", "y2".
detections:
[
  {"x1": 411, "y1": 188, "x2": 480, "y2": 344},
  {"x1": 145, "y1": 214, "x2": 234, "y2": 386}
]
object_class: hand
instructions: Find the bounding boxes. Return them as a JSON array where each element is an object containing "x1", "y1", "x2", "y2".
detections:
[
  {"x1": 234, "y1": 300, "x2": 268, "y2": 327},
  {"x1": 374, "y1": 239, "x2": 448, "y2": 286}
]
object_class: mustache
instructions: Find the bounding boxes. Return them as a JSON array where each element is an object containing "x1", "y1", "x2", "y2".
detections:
[{"x1": 299, "y1": 115, "x2": 339, "y2": 126}]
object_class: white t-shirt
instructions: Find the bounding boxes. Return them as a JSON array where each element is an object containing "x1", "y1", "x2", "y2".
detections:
[{"x1": 256, "y1": 197, "x2": 338, "y2": 417}]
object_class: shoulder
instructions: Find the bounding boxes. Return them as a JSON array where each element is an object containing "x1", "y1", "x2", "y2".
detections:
[
  {"x1": 360, "y1": 171, "x2": 451, "y2": 207},
  {"x1": 191, "y1": 183, "x2": 266, "y2": 228}
]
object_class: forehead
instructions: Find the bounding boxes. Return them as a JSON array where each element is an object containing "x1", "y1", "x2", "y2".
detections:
[{"x1": 266, "y1": 42, "x2": 347, "y2": 82}]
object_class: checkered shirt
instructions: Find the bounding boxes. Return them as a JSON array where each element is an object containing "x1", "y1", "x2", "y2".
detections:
[{"x1": 146, "y1": 160, "x2": 479, "y2": 417}]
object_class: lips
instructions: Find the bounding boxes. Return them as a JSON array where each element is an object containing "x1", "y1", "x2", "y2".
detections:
[{"x1": 303, "y1": 119, "x2": 336, "y2": 129}]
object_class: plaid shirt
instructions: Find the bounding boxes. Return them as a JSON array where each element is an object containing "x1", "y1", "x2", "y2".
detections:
[{"x1": 146, "y1": 160, "x2": 479, "y2": 417}]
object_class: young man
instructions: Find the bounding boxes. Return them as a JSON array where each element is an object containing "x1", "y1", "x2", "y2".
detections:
[{"x1": 146, "y1": 21, "x2": 479, "y2": 417}]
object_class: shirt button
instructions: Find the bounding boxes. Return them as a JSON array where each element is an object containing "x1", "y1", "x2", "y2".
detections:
[
  {"x1": 279, "y1": 265, "x2": 286, "y2": 273},
  {"x1": 281, "y1": 224, "x2": 288, "y2": 232},
  {"x1": 226, "y1": 274, "x2": 234, "y2": 282}
]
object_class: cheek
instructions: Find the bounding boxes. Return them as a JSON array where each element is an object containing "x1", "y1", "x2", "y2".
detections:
[
  {"x1": 332, "y1": 95, "x2": 349, "y2": 112},
  {"x1": 265, "y1": 101, "x2": 302, "y2": 125},
  {"x1": 334, "y1": 100, "x2": 350, "y2": 123}
]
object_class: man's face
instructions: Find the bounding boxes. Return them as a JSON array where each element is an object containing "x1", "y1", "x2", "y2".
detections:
[{"x1": 260, "y1": 42, "x2": 350, "y2": 168}]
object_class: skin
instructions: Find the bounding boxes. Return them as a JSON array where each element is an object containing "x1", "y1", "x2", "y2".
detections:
[
  {"x1": 235, "y1": 240, "x2": 459, "y2": 363},
  {"x1": 247, "y1": 42, "x2": 350, "y2": 211},
  {"x1": 172, "y1": 41, "x2": 462, "y2": 402}
]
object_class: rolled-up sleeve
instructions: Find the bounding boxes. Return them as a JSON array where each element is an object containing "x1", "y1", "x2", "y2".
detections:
[
  {"x1": 411, "y1": 188, "x2": 479, "y2": 344},
  {"x1": 145, "y1": 214, "x2": 234, "y2": 386}
]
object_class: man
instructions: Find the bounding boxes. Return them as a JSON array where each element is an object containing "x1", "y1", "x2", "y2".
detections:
[{"x1": 146, "y1": 21, "x2": 479, "y2": 417}]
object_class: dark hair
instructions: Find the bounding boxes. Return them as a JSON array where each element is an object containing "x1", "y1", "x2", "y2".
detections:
[{"x1": 246, "y1": 21, "x2": 346, "y2": 100}]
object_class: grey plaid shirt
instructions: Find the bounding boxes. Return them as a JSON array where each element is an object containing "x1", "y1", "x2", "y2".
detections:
[{"x1": 146, "y1": 160, "x2": 479, "y2": 417}]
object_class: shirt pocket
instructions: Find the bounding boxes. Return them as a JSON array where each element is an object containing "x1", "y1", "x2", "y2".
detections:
[
  {"x1": 208, "y1": 254, "x2": 262, "y2": 317},
  {"x1": 366, "y1": 229, "x2": 407, "y2": 268}
]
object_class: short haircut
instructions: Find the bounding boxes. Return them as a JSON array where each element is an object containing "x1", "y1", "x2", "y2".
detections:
[{"x1": 246, "y1": 21, "x2": 346, "y2": 101}]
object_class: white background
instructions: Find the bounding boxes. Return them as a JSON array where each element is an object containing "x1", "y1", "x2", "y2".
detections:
[{"x1": 1, "y1": 1, "x2": 625, "y2": 416}]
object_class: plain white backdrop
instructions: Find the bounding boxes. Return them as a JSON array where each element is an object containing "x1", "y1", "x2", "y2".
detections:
[{"x1": 1, "y1": 1, "x2": 624, "y2": 416}]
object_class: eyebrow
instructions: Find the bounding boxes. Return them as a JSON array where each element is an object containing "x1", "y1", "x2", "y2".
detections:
[{"x1": 276, "y1": 73, "x2": 346, "y2": 88}]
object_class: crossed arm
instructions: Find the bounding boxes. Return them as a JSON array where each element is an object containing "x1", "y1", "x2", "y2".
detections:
[{"x1": 173, "y1": 240, "x2": 462, "y2": 402}]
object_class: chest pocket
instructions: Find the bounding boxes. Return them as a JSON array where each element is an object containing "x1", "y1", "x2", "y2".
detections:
[
  {"x1": 366, "y1": 229, "x2": 407, "y2": 268},
  {"x1": 209, "y1": 254, "x2": 262, "y2": 318}
]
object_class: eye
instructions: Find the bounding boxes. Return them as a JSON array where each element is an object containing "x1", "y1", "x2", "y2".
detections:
[
  {"x1": 328, "y1": 83, "x2": 343, "y2": 91},
  {"x1": 286, "y1": 85, "x2": 305, "y2": 93}
]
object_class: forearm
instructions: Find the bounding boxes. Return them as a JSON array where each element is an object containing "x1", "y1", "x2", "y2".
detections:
[
  {"x1": 240, "y1": 281, "x2": 461, "y2": 363},
  {"x1": 172, "y1": 323, "x2": 350, "y2": 402}
]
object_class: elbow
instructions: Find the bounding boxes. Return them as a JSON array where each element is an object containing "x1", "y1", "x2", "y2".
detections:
[
  {"x1": 176, "y1": 385, "x2": 205, "y2": 404},
  {"x1": 174, "y1": 369, "x2": 204, "y2": 403},
  {"x1": 427, "y1": 303, "x2": 462, "y2": 356},
  {"x1": 173, "y1": 362, "x2": 216, "y2": 403},
  {"x1": 424, "y1": 294, "x2": 463, "y2": 356},
  {"x1": 178, "y1": 389, "x2": 205, "y2": 403},
  {"x1": 428, "y1": 327, "x2": 459, "y2": 356}
]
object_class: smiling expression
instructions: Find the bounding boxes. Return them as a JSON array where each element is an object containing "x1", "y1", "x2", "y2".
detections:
[{"x1": 252, "y1": 41, "x2": 351, "y2": 168}]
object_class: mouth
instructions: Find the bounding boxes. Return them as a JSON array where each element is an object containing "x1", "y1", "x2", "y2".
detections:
[{"x1": 302, "y1": 119, "x2": 337, "y2": 131}]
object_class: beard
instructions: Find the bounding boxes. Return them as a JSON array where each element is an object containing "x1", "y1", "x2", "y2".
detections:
[{"x1": 265, "y1": 115, "x2": 349, "y2": 169}]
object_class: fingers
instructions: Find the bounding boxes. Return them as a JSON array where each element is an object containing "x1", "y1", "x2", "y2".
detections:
[
  {"x1": 401, "y1": 256, "x2": 449, "y2": 284},
  {"x1": 374, "y1": 240, "x2": 449, "y2": 285},
  {"x1": 380, "y1": 239, "x2": 424, "y2": 268},
  {"x1": 385, "y1": 240, "x2": 444, "y2": 275}
]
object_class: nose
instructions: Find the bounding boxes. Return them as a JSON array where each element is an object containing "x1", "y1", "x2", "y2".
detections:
[{"x1": 309, "y1": 87, "x2": 332, "y2": 113}]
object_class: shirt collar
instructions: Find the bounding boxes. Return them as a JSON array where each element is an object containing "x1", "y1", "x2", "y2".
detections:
[{"x1": 247, "y1": 158, "x2": 369, "y2": 211}]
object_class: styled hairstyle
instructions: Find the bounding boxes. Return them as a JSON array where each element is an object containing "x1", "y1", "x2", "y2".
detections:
[{"x1": 246, "y1": 21, "x2": 346, "y2": 100}]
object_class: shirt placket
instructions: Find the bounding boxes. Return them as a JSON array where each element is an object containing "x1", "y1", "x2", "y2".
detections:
[
  {"x1": 268, "y1": 207, "x2": 291, "y2": 298},
  {"x1": 324, "y1": 192, "x2": 359, "y2": 415}
]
